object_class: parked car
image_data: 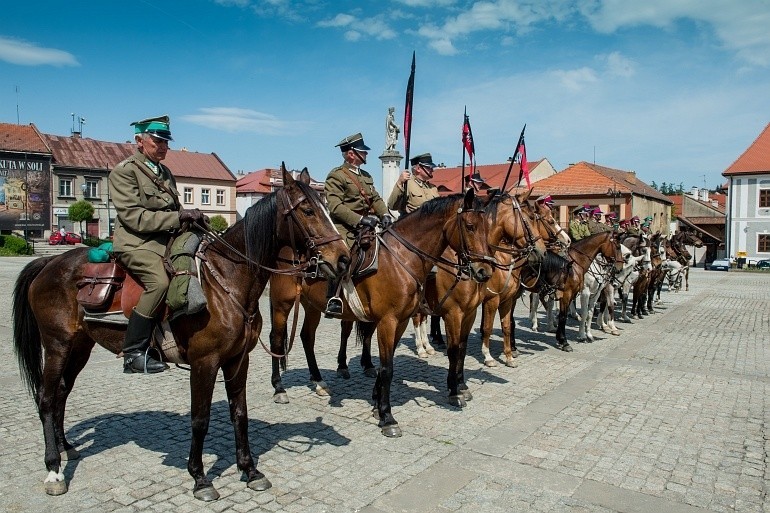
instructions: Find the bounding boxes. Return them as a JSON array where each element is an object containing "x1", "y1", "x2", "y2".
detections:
[
  {"x1": 49, "y1": 231, "x2": 82, "y2": 245},
  {"x1": 756, "y1": 259, "x2": 770, "y2": 269},
  {"x1": 707, "y1": 258, "x2": 730, "y2": 271}
]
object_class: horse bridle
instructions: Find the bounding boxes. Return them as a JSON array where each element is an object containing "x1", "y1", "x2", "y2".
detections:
[{"x1": 486, "y1": 194, "x2": 544, "y2": 267}]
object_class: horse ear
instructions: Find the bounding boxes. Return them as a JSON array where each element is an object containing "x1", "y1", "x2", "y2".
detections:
[
  {"x1": 463, "y1": 187, "x2": 475, "y2": 209},
  {"x1": 520, "y1": 188, "x2": 533, "y2": 202},
  {"x1": 298, "y1": 168, "x2": 311, "y2": 185},
  {"x1": 281, "y1": 162, "x2": 295, "y2": 187}
]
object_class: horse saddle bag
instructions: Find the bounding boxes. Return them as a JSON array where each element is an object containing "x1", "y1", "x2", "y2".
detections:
[
  {"x1": 350, "y1": 227, "x2": 379, "y2": 277},
  {"x1": 77, "y1": 263, "x2": 126, "y2": 310}
]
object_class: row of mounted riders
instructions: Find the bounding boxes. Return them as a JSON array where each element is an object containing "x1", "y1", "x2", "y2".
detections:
[{"x1": 11, "y1": 166, "x2": 702, "y2": 501}]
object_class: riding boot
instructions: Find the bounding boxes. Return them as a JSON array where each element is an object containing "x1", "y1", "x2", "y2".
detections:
[
  {"x1": 123, "y1": 309, "x2": 169, "y2": 374},
  {"x1": 429, "y1": 315, "x2": 445, "y2": 346},
  {"x1": 324, "y1": 277, "x2": 343, "y2": 319}
]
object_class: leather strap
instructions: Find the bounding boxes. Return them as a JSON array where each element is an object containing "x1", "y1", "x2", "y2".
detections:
[{"x1": 341, "y1": 168, "x2": 375, "y2": 215}]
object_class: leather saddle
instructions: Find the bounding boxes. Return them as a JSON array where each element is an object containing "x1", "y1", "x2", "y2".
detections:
[{"x1": 76, "y1": 261, "x2": 153, "y2": 318}]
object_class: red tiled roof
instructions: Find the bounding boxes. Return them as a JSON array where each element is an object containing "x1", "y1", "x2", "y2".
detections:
[
  {"x1": 431, "y1": 159, "x2": 544, "y2": 193},
  {"x1": 0, "y1": 123, "x2": 50, "y2": 154},
  {"x1": 526, "y1": 161, "x2": 672, "y2": 204},
  {"x1": 39, "y1": 132, "x2": 234, "y2": 182},
  {"x1": 723, "y1": 122, "x2": 770, "y2": 176},
  {"x1": 237, "y1": 168, "x2": 325, "y2": 194}
]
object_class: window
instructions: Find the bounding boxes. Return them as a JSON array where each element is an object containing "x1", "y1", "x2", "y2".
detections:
[
  {"x1": 83, "y1": 179, "x2": 98, "y2": 199},
  {"x1": 759, "y1": 234, "x2": 770, "y2": 253},
  {"x1": 59, "y1": 177, "x2": 73, "y2": 197},
  {"x1": 216, "y1": 189, "x2": 225, "y2": 206},
  {"x1": 760, "y1": 189, "x2": 770, "y2": 208},
  {"x1": 184, "y1": 187, "x2": 193, "y2": 204},
  {"x1": 201, "y1": 188, "x2": 210, "y2": 205}
]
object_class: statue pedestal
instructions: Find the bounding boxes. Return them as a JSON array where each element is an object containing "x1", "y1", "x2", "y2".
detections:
[{"x1": 380, "y1": 150, "x2": 403, "y2": 214}]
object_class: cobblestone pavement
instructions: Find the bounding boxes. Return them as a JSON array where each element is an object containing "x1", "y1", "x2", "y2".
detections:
[{"x1": 0, "y1": 256, "x2": 767, "y2": 513}]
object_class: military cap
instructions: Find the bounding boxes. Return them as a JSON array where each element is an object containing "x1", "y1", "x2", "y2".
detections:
[
  {"x1": 606, "y1": 211, "x2": 618, "y2": 219},
  {"x1": 644, "y1": 216, "x2": 653, "y2": 222},
  {"x1": 336, "y1": 132, "x2": 370, "y2": 152},
  {"x1": 641, "y1": 222, "x2": 651, "y2": 229},
  {"x1": 573, "y1": 205, "x2": 587, "y2": 214},
  {"x1": 410, "y1": 152, "x2": 436, "y2": 168},
  {"x1": 131, "y1": 115, "x2": 173, "y2": 141},
  {"x1": 630, "y1": 215, "x2": 640, "y2": 222},
  {"x1": 536, "y1": 194, "x2": 555, "y2": 206},
  {"x1": 619, "y1": 219, "x2": 629, "y2": 227},
  {"x1": 591, "y1": 207, "x2": 604, "y2": 216},
  {"x1": 465, "y1": 170, "x2": 484, "y2": 183}
]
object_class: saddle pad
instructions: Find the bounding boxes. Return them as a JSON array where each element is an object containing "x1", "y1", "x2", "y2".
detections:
[{"x1": 341, "y1": 279, "x2": 372, "y2": 321}]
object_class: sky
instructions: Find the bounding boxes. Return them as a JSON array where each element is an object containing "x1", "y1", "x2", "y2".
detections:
[{"x1": 2, "y1": 0, "x2": 769, "y2": 193}]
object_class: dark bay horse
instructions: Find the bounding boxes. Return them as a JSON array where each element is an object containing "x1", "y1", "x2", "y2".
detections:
[
  {"x1": 13, "y1": 168, "x2": 350, "y2": 501},
  {"x1": 268, "y1": 190, "x2": 494, "y2": 437},
  {"x1": 478, "y1": 197, "x2": 563, "y2": 367},
  {"x1": 422, "y1": 189, "x2": 546, "y2": 405}
]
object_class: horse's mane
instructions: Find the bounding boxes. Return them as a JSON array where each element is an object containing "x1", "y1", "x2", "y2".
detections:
[
  {"x1": 541, "y1": 250, "x2": 570, "y2": 275},
  {"x1": 400, "y1": 193, "x2": 481, "y2": 222},
  {"x1": 243, "y1": 191, "x2": 278, "y2": 268}
]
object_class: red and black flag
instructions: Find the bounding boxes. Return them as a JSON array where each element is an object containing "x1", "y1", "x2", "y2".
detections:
[
  {"x1": 403, "y1": 51, "x2": 415, "y2": 169},
  {"x1": 462, "y1": 110, "x2": 476, "y2": 179},
  {"x1": 517, "y1": 136, "x2": 530, "y2": 188}
]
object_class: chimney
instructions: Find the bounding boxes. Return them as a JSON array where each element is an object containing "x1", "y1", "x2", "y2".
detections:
[
  {"x1": 690, "y1": 186, "x2": 699, "y2": 198},
  {"x1": 699, "y1": 189, "x2": 709, "y2": 202}
]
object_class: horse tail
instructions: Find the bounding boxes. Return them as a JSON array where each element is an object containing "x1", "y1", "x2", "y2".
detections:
[
  {"x1": 354, "y1": 321, "x2": 376, "y2": 348},
  {"x1": 12, "y1": 256, "x2": 54, "y2": 400}
]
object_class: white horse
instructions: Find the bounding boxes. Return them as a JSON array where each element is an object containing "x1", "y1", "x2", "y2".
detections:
[
  {"x1": 576, "y1": 253, "x2": 616, "y2": 342},
  {"x1": 597, "y1": 244, "x2": 646, "y2": 334}
]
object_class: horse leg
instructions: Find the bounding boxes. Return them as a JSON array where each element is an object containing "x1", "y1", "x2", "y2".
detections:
[
  {"x1": 429, "y1": 315, "x2": 445, "y2": 347},
  {"x1": 444, "y1": 311, "x2": 468, "y2": 407},
  {"x1": 222, "y1": 355, "x2": 271, "y2": 494},
  {"x1": 420, "y1": 316, "x2": 435, "y2": 355},
  {"x1": 555, "y1": 292, "x2": 573, "y2": 352},
  {"x1": 413, "y1": 313, "x2": 434, "y2": 358},
  {"x1": 300, "y1": 307, "x2": 331, "y2": 396},
  {"x1": 501, "y1": 297, "x2": 519, "y2": 367},
  {"x1": 370, "y1": 318, "x2": 403, "y2": 437},
  {"x1": 56, "y1": 343, "x2": 94, "y2": 461},
  {"x1": 38, "y1": 347, "x2": 74, "y2": 496},
  {"x1": 479, "y1": 296, "x2": 499, "y2": 367},
  {"x1": 544, "y1": 293, "x2": 557, "y2": 332},
  {"x1": 528, "y1": 290, "x2": 540, "y2": 331},
  {"x1": 685, "y1": 267, "x2": 689, "y2": 291},
  {"x1": 576, "y1": 288, "x2": 590, "y2": 342},
  {"x1": 357, "y1": 321, "x2": 377, "y2": 378},
  {"x1": 188, "y1": 359, "x2": 221, "y2": 501},
  {"x1": 269, "y1": 299, "x2": 291, "y2": 403},
  {"x1": 336, "y1": 320, "x2": 353, "y2": 379},
  {"x1": 455, "y1": 309, "x2": 478, "y2": 401}
]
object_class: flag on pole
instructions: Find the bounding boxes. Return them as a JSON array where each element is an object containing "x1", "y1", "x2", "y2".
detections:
[
  {"x1": 403, "y1": 51, "x2": 415, "y2": 170},
  {"x1": 517, "y1": 138, "x2": 530, "y2": 188},
  {"x1": 462, "y1": 113, "x2": 476, "y2": 179}
]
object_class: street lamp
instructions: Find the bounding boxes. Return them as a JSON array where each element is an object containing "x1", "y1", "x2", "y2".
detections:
[
  {"x1": 606, "y1": 184, "x2": 621, "y2": 217},
  {"x1": 80, "y1": 183, "x2": 88, "y2": 240}
]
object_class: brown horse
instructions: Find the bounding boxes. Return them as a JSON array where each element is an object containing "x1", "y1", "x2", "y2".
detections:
[
  {"x1": 12, "y1": 168, "x2": 350, "y2": 501},
  {"x1": 268, "y1": 190, "x2": 494, "y2": 437},
  {"x1": 477, "y1": 197, "x2": 562, "y2": 367},
  {"x1": 421, "y1": 189, "x2": 546, "y2": 404}
]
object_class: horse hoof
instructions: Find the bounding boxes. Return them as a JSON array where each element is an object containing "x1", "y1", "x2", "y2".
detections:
[
  {"x1": 559, "y1": 343, "x2": 573, "y2": 352},
  {"x1": 461, "y1": 388, "x2": 473, "y2": 401},
  {"x1": 273, "y1": 392, "x2": 289, "y2": 404},
  {"x1": 448, "y1": 395, "x2": 467, "y2": 408},
  {"x1": 611, "y1": 329, "x2": 620, "y2": 336},
  {"x1": 336, "y1": 368, "x2": 351, "y2": 379},
  {"x1": 44, "y1": 479, "x2": 67, "y2": 496},
  {"x1": 364, "y1": 367, "x2": 378, "y2": 378},
  {"x1": 193, "y1": 484, "x2": 220, "y2": 501},
  {"x1": 247, "y1": 476, "x2": 272, "y2": 491},
  {"x1": 313, "y1": 381, "x2": 331, "y2": 397},
  {"x1": 381, "y1": 424, "x2": 402, "y2": 438},
  {"x1": 60, "y1": 447, "x2": 80, "y2": 461},
  {"x1": 511, "y1": 349, "x2": 520, "y2": 358},
  {"x1": 504, "y1": 358, "x2": 518, "y2": 368},
  {"x1": 417, "y1": 350, "x2": 429, "y2": 359},
  {"x1": 484, "y1": 358, "x2": 498, "y2": 367},
  {"x1": 426, "y1": 346, "x2": 436, "y2": 355}
]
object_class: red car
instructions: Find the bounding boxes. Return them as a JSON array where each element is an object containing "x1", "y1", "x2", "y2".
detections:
[{"x1": 49, "y1": 231, "x2": 83, "y2": 245}]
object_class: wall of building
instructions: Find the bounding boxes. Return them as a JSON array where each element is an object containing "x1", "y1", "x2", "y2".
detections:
[{"x1": 726, "y1": 174, "x2": 770, "y2": 260}]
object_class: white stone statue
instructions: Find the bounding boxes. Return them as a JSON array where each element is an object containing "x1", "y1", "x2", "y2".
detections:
[{"x1": 385, "y1": 107, "x2": 399, "y2": 152}]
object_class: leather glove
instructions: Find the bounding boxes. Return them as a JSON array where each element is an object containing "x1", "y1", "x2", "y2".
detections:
[
  {"x1": 380, "y1": 214, "x2": 394, "y2": 229},
  {"x1": 179, "y1": 209, "x2": 203, "y2": 223},
  {"x1": 357, "y1": 215, "x2": 379, "y2": 229}
]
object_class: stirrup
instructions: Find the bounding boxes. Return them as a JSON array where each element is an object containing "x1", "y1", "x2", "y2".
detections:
[{"x1": 324, "y1": 296, "x2": 343, "y2": 318}]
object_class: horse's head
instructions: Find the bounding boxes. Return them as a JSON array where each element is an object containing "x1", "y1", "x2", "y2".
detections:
[
  {"x1": 681, "y1": 230, "x2": 704, "y2": 248},
  {"x1": 485, "y1": 189, "x2": 546, "y2": 266},
  {"x1": 599, "y1": 232, "x2": 626, "y2": 273},
  {"x1": 444, "y1": 188, "x2": 495, "y2": 283},
  {"x1": 530, "y1": 197, "x2": 571, "y2": 251},
  {"x1": 277, "y1": 165, "x2": 350, "y2": 279}
]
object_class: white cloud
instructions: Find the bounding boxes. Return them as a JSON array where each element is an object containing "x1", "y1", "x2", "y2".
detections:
[
  {"x1": 602, "y1": 51, "x2": 636, "y2": 77},
  {"x1": 578, "y1": 0, "x2": 770, "y2": 66},
  {"x1": 318, "y1": 13, "x2": 396, "y2": 40},
  {"x1": 181, "y1": 107, "x2": 313, "y2": 135},
  {"x1": 0, "y1": 36, "x2": 79, "y2": 66},
  {"x1": 551, "y1": 67, "x2": 600, "y2": 90},
  {"x1": 393, "y1": 0, "x2": 455, "y2": 6}
]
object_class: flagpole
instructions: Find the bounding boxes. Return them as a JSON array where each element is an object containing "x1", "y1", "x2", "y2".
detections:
[
  {"x1": 461, "y1": 107, "x2": 467, "y2": 192},
  {"x1": 501, "y1": 124, "x2": 526, "y2": 192},
  {"x1": 403, "y1": 51, "x2": 415, "y2": 172}
]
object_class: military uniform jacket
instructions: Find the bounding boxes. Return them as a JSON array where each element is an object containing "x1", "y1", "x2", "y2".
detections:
[
  {"x1": 569, "y1": 220, "x2": 591, "y2": 241},
  {"x1": 626, "y1": 226, "x2": 641, "y2": 236},
  {"x1": 325, "y1": 161, "x2": 388, "y2": 246},
  {"x1": 588, "y1": 219, "x2": 612, "y2": 234},
  {"x1": 109, "y1": 151, "x2": 182, "y2": 255},
  {"x1": 387, "y1": 177, "x2": 439, "y2": 214}
]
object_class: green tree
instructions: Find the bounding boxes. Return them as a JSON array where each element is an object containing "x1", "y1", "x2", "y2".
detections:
[
  {"x1": 69, "y1": 200, "x2": 95, "y2": 239},
  {"x1": 650, "y1": 181, "x2": 658, "y2": 191},
  {"x1": 208, "y1": 215, "x2": 229, "y2": 233}
]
